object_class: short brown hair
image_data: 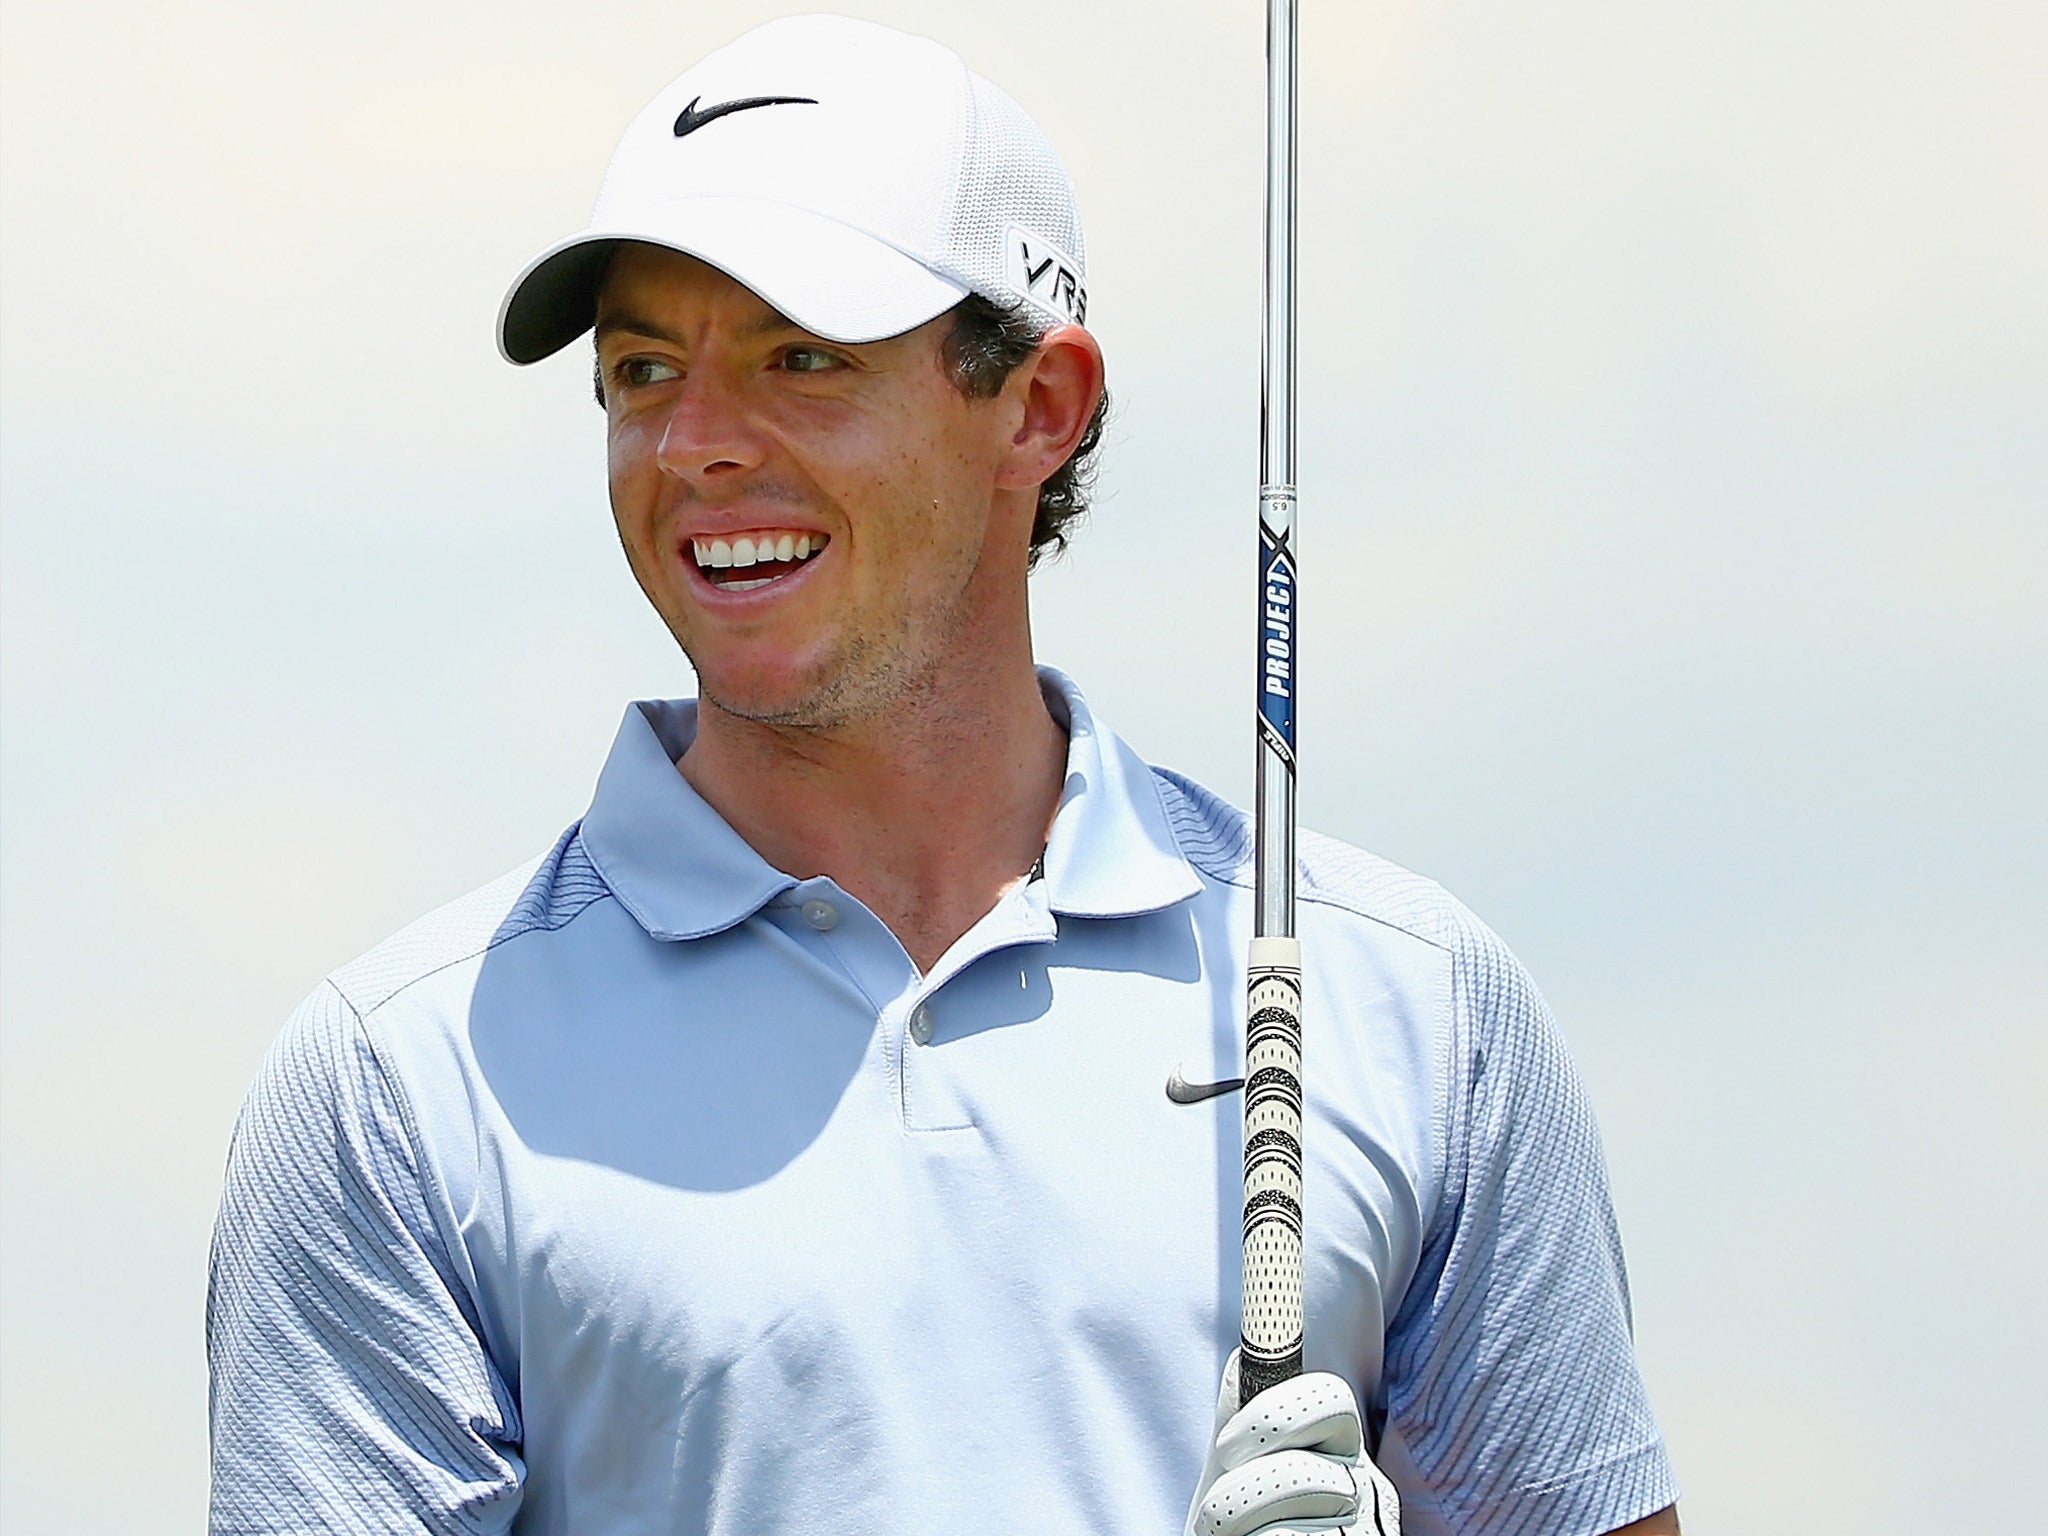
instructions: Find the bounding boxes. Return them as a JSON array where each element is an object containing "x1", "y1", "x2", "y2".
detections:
[{"x1": 939, "y1": 294, "x2": 1109, "y2": 569}]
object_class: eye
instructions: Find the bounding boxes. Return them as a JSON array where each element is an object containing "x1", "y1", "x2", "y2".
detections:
[
  {"x1": 615, "y1": 356, "x2": 681, "y2": 388},
  {"x1": 622, "y1": 357, "x2": 681, "y2": 387},
  {"x1": 778, "y1": 345, "x2": 846, "y2": 375}
]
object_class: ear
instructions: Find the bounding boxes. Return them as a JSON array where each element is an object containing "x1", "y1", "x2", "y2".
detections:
[{"x1": 995, "y1": 324, "x2": 1105, "y2": 492}]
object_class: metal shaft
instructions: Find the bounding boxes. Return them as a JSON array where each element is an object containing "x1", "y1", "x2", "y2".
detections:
[
  {"x1": 1255, "y1": 0, "x2": 1299, "y2": 935},
  {"x1": 1239, "y1": 0, "x2": 1305, "y2": 1410}
]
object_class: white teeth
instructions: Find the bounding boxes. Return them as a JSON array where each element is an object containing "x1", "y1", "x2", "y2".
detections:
[
  {"x1": 694, "y1": 531, "x2": 826, "y2": 577},
  {"x1": 724, "y1": 576, "x2": 774, "y2": 592}
]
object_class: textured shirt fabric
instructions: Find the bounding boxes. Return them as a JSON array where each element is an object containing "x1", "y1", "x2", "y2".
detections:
[{"x1": 208, "y1": 668, "x2": 1677, "y2": 1535}]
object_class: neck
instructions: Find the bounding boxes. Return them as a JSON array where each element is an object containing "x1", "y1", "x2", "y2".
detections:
[{"x1": 678, "y1": 652, "x2": 1067, "y2": 973}]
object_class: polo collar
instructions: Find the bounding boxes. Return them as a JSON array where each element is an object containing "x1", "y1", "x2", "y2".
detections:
[
  {"x1": 579, "y1": 699, "x2": 796, "y2": 941},
  {"x1": 1035, "y1": 666, "x2": 1204, "y2": 919},
  {"x1": 579, "y1": 669, "x2": 1202, "y2": 942}
]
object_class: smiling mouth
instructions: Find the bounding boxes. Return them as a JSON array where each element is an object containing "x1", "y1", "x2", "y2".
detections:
[{"x1": 691, "y1": 531, "x2": 829, "y2": 593}]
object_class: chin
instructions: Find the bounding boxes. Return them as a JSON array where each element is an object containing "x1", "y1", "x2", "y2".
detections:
[
  {"x1": 695, "y1": 662, "x2": 852, "y2": 731},
  {"x1": 693, "y1": 640, "x2": 904, "y2": 733}
]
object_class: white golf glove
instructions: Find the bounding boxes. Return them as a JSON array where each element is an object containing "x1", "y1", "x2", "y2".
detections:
[{"x1": 1183, "y1": 1351, "x2": 1401, "y2": 1536}]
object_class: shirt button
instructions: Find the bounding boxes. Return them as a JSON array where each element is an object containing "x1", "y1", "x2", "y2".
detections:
[
  {"x1": 800, "y1": 899, "x2": 838, "y2": 931},
  {"x1": 909, "y1": 1005, "x2": 935, "y2": 1045}
]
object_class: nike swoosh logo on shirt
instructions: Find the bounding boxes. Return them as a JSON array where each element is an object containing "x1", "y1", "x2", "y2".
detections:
[
  {"x1": 673, "y1": 94, "x2": 819, "y2": 138},
  {"x1": 1166, "y1": 1066, "x2": 1245, "y2": 1104}
]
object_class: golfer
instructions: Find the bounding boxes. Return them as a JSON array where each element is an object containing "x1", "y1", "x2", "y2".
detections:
[{"x1": 209, "y1": 16, "x2": 1680, "y2": 1536}]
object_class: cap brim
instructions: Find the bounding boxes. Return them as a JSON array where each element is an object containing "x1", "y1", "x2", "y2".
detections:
[{"x1": 497, "y1": 197, "x2": 969, "y2": 364}]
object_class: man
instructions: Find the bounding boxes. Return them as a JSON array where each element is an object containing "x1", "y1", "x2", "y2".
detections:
[{"x1": 209, "y1": 15, "x2": 1679, "y2": 1535}]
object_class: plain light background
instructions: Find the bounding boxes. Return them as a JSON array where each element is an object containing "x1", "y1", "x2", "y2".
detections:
[{"x1": 2, "y1": 1, "x2": 2042, "y2": 1530}]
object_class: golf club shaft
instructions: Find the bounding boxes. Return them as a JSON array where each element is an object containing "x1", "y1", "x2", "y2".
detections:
[{"x1": 1239, "y1": 0, "x2": 1304, "y2": 1410}]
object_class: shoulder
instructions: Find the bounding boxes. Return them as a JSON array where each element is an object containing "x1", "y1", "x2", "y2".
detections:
[
  {"x1": 1150, "y1": 763, "x2": 1550, "y2": 1061},
  {"x1": 1152, "y1": 765, "x2": 1503, "y2": 957},
  {"x1": 324, "y1": 825, "x2": 614, "y2": 1020},
  {"x1": 227, "y1": 831, "x2": 618, "y2": 1246}
]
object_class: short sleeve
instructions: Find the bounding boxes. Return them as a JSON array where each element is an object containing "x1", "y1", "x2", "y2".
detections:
[
  {"x1": 1377, "y1": 920, "x2": 1679, "y2": 1535},
  {"x1": 208, "y1": 982, "x2": 524, "y2": 1533}
]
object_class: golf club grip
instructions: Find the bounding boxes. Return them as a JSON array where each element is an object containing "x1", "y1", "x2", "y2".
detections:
[{"x1": 1239, "y1": 935, "x2": 1305, "y2": 1405}]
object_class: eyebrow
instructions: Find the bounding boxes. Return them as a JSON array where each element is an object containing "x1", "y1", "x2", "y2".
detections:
[{"x1": 593, "y1": 306, "x2": 816, "y2": 348}]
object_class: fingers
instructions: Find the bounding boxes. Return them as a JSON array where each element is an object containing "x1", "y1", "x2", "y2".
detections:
[
  {"x1": 1213, "y1": 1370, "x2": 1363, "y2": 1472},
  {"x1": 1187, "y1": 1358, "x2": 1390, "y2": 1536},
  {"x1": 1187, "y1": 1450, "x2": 1356, "y2": 1536}
]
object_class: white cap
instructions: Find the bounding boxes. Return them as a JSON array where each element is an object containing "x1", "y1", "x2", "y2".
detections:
[{"x1": 498, "y1": 14, "x2": 1089, "y2": 364}]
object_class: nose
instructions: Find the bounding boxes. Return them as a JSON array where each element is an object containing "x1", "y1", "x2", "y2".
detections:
[{"x1": 653, "y1": 373, "x2": 767, "y2": 486}]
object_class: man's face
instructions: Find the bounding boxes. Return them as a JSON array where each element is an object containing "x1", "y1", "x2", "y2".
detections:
[{"x1": 594, "y1": 243, "x2": 1029, "y2": 730}]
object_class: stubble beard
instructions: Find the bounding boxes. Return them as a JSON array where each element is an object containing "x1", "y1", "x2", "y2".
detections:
[
  {"x1": 690, "y1": 589, "x2": 973, "y2": 735},
  {"x1": 698, "y1": 631, "x2": 888, "y2": 731}
]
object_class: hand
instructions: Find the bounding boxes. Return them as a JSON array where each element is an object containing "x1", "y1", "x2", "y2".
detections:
[{"x1": 1183, "y1": 1351, "x2": 1401, "y2": 1536}]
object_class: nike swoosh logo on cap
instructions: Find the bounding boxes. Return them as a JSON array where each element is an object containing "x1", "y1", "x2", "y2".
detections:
[
  {"x1": 673, "y1": 94, "x2": 819, "y2": 138},
  {"x1": 1166, "y1": 1066, "x2": 1245, "y2": 1105}
]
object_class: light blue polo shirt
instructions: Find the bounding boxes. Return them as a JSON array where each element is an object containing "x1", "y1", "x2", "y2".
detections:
[{"x1": 209, "y1": 669, "x2": 1676, "y2": 1536}]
